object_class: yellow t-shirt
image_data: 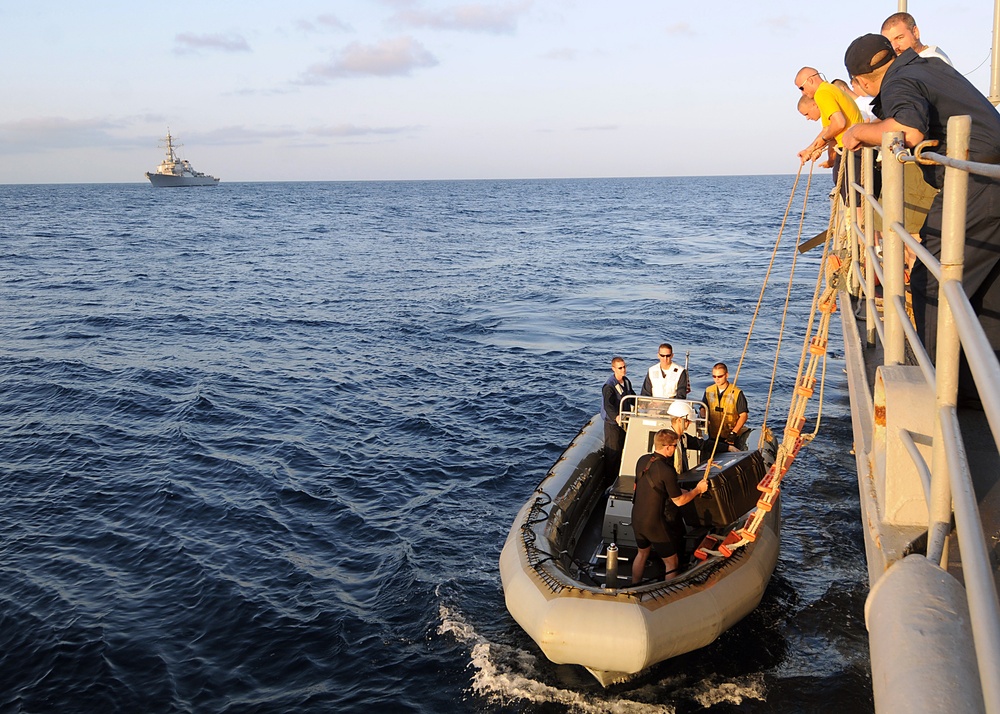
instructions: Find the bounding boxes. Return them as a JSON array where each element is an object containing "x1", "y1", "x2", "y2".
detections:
[{"x1": 813, "y1": 82, "x2": 862, "y2": 147}]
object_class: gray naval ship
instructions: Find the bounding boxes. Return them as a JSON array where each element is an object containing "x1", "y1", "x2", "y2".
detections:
[{"x1": 145, "y1": 131, "x2": 220, "y2": 187}]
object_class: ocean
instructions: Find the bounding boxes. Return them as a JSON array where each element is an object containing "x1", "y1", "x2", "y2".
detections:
[{"x1": 0, "y1": 177, "x2": 873, "y2": 713}]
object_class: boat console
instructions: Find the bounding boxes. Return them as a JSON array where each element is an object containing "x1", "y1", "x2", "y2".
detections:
[{"x1": 602, "y1": 397, "x2": 765, "y2": 548}]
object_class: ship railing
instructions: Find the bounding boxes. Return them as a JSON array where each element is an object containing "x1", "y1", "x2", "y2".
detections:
[{"x1": 841, "y1": 114, "x2": 1000, "y2": 714}]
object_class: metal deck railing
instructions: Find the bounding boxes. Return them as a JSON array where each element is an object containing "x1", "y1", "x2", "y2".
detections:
[{"x1": 839, "y1": 115, "x2": 1000, "y2": 714}]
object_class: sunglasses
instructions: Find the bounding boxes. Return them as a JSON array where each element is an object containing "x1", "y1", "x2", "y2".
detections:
[{"x1": 797, "y1": 72, "x2": 821, "y2": 91}]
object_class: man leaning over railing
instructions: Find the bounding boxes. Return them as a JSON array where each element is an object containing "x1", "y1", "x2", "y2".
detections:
[{"x1": 841, "y1": 33, "x2": 1000, "y2": 403}]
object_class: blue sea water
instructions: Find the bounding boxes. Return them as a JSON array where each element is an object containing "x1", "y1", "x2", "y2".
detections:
[{"x1": 0, "y1": 177, "x2": 872, "y2": 713}]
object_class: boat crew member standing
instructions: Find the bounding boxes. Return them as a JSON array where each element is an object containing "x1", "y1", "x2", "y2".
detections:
[
  {"x1": 832, "y1": 78, "x2": 874, "y2": 122},
  {"x1": 667, "y1": 400, "x2": 703, "y2": 473},
  {"x1": 601, "y1": 356, "x2": 635, "y2": 481},
  {"x1": 631, "y1": 429, "x2": 708, "y2": 584},
  {"x1": 702, "y1": 363, "x2": 749, "y2": 453},
  {"x1": 842, "y1": 34, "x2": 1000, "y2": 397},
  {"x1": 640, "y1": 343, "x2": 689, "y2": 399}
]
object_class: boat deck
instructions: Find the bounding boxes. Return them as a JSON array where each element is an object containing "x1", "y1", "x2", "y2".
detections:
[{"x1": 571, "y1": 479, "x2": 719, "y2": 588}]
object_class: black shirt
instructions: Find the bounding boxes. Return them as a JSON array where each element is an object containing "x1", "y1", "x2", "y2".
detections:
[
  {"x1": 632, "y1": 453, "x2": 683, "y2": 540},
  {"x1": 875, "y1": 49, "x2": 1000, "y2": 188}
]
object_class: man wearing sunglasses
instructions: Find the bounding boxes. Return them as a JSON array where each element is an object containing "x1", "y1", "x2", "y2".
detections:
[
  {"x1": 702, "y1": 363, "x2": 749, "y2": 453},
  {"x1": 601, "y1": 356, "x2": 635, "y2": 480},
  {"x1": 640, "y1": 343, "x2": 690, "y2": 400},
  {"x1": 795, "y1": 66, "x2": 863, "y2": 201}
]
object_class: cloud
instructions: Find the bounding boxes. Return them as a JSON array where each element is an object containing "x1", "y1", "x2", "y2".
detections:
[
  {"x1": 392, "y1": 2, "x2": 532, "y2": 34},
  {"x1": 296, "y1": 14, "x2": 351, "y2": 33},
  {"x1": 300, "y1": 36, "x2": 437, "y2": 82},
  {"x1": 187, "y1": 126, "x2": 301, "y2": 145},
  {"x1": 762, "y1": 15, "x2": 794, "y2": 31},
  {"x1": 173, "y1": 33, "x2": 251, "y2": 55},
  {"x1": 0, "y1": 117, "x2": 130, "y2": 154},
  {"x1": 231, "y1": 86, "x2": 299, "y2": 97},
  {"x1": 542, "y1": 48, "x2": 577, "y2": 61},
  {"x1": 665, "y1": 23, "x2": 694, "y2": 37},
  {"x1": 308, "y1": 124, "x2": 420, "y2": 138}
]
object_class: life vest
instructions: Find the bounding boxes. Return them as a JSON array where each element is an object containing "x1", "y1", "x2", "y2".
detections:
[
  {"x1": 646, "y1": 364, "x2": 686, "y2": 398},
  {"x1": 705, "y1": 383, "x2": 743, "y2": 436}
]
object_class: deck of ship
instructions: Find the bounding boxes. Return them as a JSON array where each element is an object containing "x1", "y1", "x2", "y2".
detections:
[
  {"x1": 841, "y1": 292, "x2": 1000, "y2": 594},
  {"x1": 833, "y1": 120, "x2": 1000, "y2": 713}
]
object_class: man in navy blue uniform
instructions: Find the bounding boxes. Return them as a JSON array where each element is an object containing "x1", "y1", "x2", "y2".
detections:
[
  {"x1": 601, "y1": 356, "x2": 634, "y2": 480},
  {"x1": 842, "y1": 33, "x2": 1000, "y2": 394}
]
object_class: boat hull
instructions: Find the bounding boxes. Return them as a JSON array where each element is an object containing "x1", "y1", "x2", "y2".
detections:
[
  {"x1": 499, "y1": 415, "x2": 780, "y2": 685},
  {"x1": 146, "y1": 172, "x2": 220, "y2": 187}
]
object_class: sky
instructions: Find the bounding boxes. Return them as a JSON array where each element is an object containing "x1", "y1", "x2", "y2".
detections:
[{"x1": 1, "y1": 1, "x2": 996, "y2": 183}]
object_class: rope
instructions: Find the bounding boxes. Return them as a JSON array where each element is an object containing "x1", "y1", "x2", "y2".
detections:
[
  {"x1": 702, "y1": 160, "x2": 810, "y2": 468},
  {"x1": 760, "y1": 161, "x2": 816, "y2": 437},
  {"x1": 700, "y1": 152, "x2": 847, "y2": 559},
  {"x1": 796, "y1": 151, "x2": 849, "y2": 435}
]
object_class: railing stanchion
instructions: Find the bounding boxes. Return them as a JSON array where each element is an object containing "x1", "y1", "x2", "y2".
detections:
[
  {"x1": 863, "y1": 147, "x2": 877, "y2": 345},
  {"x1": 848, "y1": 147, "x2": 860, "y2": 294},
  {"x1": 928, "y1": 116, "x2": 970, "y2": 566},
  {"x1": 882, "y1": 132, "x2": 906, "y2": 365}
]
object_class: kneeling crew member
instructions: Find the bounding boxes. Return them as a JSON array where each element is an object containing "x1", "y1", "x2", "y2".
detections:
[
  {"x1": 667, "y1": 400, "x2": 703, "y2": 473},
  {"x1": 631, "y1": 429, "x2": 708, "y2": 584}
]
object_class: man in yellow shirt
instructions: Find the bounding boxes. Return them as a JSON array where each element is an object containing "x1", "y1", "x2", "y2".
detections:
[
  {"x1": 797, "y1": 95, "x2": 836, "y2": 169},
  {"x1": 795, "y1": 67, "x2": 863, "y2": 198}
]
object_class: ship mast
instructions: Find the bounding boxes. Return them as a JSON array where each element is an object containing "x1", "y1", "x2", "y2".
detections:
[
  {"x1": 991, "y1": 0, "x2": 1000, "y2": 104},
  {"x1": 162, "y1": 129, "x2": 181, "y2": 163}
]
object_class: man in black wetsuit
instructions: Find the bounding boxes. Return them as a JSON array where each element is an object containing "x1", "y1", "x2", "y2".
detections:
[
  {"x1": 631, "y1": 429, "x2": 708, "y2": 584},
  {"x1": 842, "y1": 34, "x2": 1000, "y2": 398}
]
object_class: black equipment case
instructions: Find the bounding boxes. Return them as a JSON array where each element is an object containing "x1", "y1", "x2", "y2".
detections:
[{"x1": 676, "y1": 449, "x2": 765, "y2": 527}]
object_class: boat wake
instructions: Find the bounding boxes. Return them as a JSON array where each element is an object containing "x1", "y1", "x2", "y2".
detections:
[{"x1": 437, "y1": 600, "x2": 767, "y2": 712}]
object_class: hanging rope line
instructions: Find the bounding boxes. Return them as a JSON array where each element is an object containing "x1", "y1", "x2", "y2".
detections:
[
  {"x1": 696, "y1": 152, "x2": 846, "y2": 559},
  {"x1": 701, "y1": 160, "x2": 811, "y2": 468},
  {"x1": 759, "y1": 161, "x2": 816, "y2": 440}
]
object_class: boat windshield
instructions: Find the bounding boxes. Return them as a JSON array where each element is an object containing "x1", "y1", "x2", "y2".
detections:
[{"x1": 621, "y1": 396, "x2": 707, "y2": 432}]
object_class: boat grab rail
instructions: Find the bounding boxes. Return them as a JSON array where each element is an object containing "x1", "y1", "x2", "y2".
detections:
[
  {"x1": 619, "y1": 395, "x2": 709, "y2": 436},
  {"x1": 842, "y1": 116, "x2": 1000, "y2": 714}
]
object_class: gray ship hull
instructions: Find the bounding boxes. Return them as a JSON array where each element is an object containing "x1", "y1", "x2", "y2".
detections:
[{"x1": 145, "y1": 172, "x2": 220, "y2": 187}]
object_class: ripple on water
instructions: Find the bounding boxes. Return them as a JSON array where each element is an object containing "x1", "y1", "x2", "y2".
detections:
[{"x1": 0, "y1": 178, "x2": 868, "y2": 712}]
